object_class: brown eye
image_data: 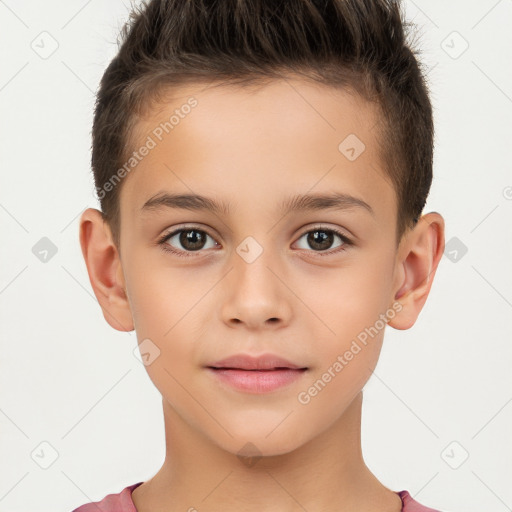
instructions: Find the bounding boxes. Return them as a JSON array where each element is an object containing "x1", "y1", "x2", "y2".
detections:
[
  {"x1": 294, "y1": 227, "x2": 351, "y2": 254},
  {"x1": 306, "y1": 230, "x2": 335, "y2": 251},
  {"x1": 159, "y1": 227, "x2": 218, "y2": 257},
  {"x1": 176, "y1": 229, "x2": 208, "y2": 251}
]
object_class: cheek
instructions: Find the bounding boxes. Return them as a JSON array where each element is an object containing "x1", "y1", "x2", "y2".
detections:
[
  {"x1": 127, "y1": 271, "x2": 198, "y2": 411},
  {"x1": 298, "y1": 248, "x2": 394, "y2": 398},
  {"x1": 292, "y1": 287, "x2": 386, "y2": 437},
  {"x1": 305, "y1": 252, "x2": 395, "y2": 340},
  {"x1": 126, "y1": 261, "x2": 210, "y2": 376},
  {"x1": 127, "y1": 254, "x2": 200, "y2": 336}
]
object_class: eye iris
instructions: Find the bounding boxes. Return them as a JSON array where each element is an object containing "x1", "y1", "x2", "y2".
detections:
[
  {"x1": 308, "y1": 230, "x2": 333, "y2": 251},
  {"x1": 180, "y1": 230, "x2": 206, "y2": 251}
]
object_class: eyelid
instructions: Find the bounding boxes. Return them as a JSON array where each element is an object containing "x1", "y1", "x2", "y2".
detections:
[
  {"x1": 158, "y1": 223, "x2": 219, "y2": 242},
  {"x1": 297, "y1": 223, "x2": 352, "y2": 241}
]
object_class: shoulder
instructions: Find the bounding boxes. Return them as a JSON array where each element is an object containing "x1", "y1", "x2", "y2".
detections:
[
  {"x1": 71, "y1": 482, "x2": 144, "y2": 512},
  {"x1": 397, "y1": 490, "x2": 445, "y2": 512}
]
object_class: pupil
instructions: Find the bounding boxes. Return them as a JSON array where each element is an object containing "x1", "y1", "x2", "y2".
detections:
[
  {"x1": 308, "y1": 230, "x2": 332, "y2": 250},
  {"x1": 180, "y1": 230, "x2": 205, "y2": 251}
]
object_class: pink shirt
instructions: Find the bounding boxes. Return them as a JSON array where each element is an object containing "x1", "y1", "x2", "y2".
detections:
[{"x1": 71, "y1": 482, "x2": 443, "y2": 511}]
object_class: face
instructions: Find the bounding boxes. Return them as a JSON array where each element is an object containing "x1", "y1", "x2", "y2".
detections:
[{"x1": 117, "y1": 78, "x2": 401, "y2": 456}]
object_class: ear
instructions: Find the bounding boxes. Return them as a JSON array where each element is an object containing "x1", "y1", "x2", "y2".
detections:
[
  {"x1": 79, "y1": 208, "x2": 134, "y2": 332},
  {"x1": 388, "y1": 212, "x2": 445, "y2": 330}
]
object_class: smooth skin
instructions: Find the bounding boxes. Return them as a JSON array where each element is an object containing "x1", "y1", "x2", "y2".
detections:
[{"x1": 80, "y1": 77, "x2": 444, "y2": 512}]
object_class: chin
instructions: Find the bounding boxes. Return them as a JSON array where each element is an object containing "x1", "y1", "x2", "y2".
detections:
[{"x1": 213, "y1": 426, "x2": 309, "y2": 461}]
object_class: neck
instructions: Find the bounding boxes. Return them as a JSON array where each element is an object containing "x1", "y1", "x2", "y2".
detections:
[{"x1": 132, "y1": 392, "x2": 402, "y2": 512}]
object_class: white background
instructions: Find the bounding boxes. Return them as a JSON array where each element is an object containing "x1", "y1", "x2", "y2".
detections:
[{"x1": 0, "y1": 1, "x2": 511, "y2": 511}]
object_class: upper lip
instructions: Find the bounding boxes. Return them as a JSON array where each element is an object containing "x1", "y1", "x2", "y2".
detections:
[{"x1": 207, "y1": 353, "x2": 307, "y2": 370}]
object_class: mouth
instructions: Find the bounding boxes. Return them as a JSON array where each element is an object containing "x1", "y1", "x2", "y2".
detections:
[
  {"x1": 207, "y1": 353, "x2": 307, "y2": 371},
  {"x1": 205, "y1": 360, "x2": 307, "y2": 393},
  {"x1": 205, "y1": 353, "x2": 308, "y2": 393},
  {"x1": 207, "y1": 366, "x2": 308, "y2": 371}
]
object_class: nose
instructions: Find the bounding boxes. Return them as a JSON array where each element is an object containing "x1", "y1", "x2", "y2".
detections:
[{"x1": 220, "y1": 243, "x2": 293, "y2": 331}]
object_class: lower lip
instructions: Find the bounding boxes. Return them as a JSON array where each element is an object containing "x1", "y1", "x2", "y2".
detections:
[{"x1": 207, "y1": 368, "x2": 307, "y2": 393}]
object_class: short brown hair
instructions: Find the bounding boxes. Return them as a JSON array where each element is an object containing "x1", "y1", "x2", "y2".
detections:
[{"x1": 91, "y1": 0, "x2": 433, "y2": 249}]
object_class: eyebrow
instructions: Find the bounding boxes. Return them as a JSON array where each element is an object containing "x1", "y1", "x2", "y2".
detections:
[
  {"x1": 141, "y1": 191, "x2": 374, "y2": 216},
  {"x1": 279, "y1": 192, "x2": 374, "y2": 216},
  {"x1": 141, "y1": 192, "x2": 231, "y2": 216}
]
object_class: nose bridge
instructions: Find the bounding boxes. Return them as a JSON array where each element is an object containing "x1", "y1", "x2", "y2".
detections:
[{"x1": 220, "y1": 232, "x2": 292, "y2": 328}]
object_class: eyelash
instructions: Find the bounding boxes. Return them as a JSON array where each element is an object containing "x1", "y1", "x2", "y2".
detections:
[{"x1": 156, "y1": 225, "x2": 353, "y2": 259}]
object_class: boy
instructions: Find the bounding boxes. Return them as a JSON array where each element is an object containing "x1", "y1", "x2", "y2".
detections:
[{"x1": 74, "y1": 0, "x2": 445, "y2": 510}]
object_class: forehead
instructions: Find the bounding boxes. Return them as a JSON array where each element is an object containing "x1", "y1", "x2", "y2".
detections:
[{"x1": 120, "y1": 77, "x2": 395, "y2": 225}]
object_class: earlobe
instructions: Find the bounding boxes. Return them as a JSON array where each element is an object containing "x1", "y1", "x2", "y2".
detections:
[
  {"x1": 79, "y1": 208, "x2": 134, "y2": 332},
  {"x1": 388, "y1": 212, "x2": 445, "y2": 330}
]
